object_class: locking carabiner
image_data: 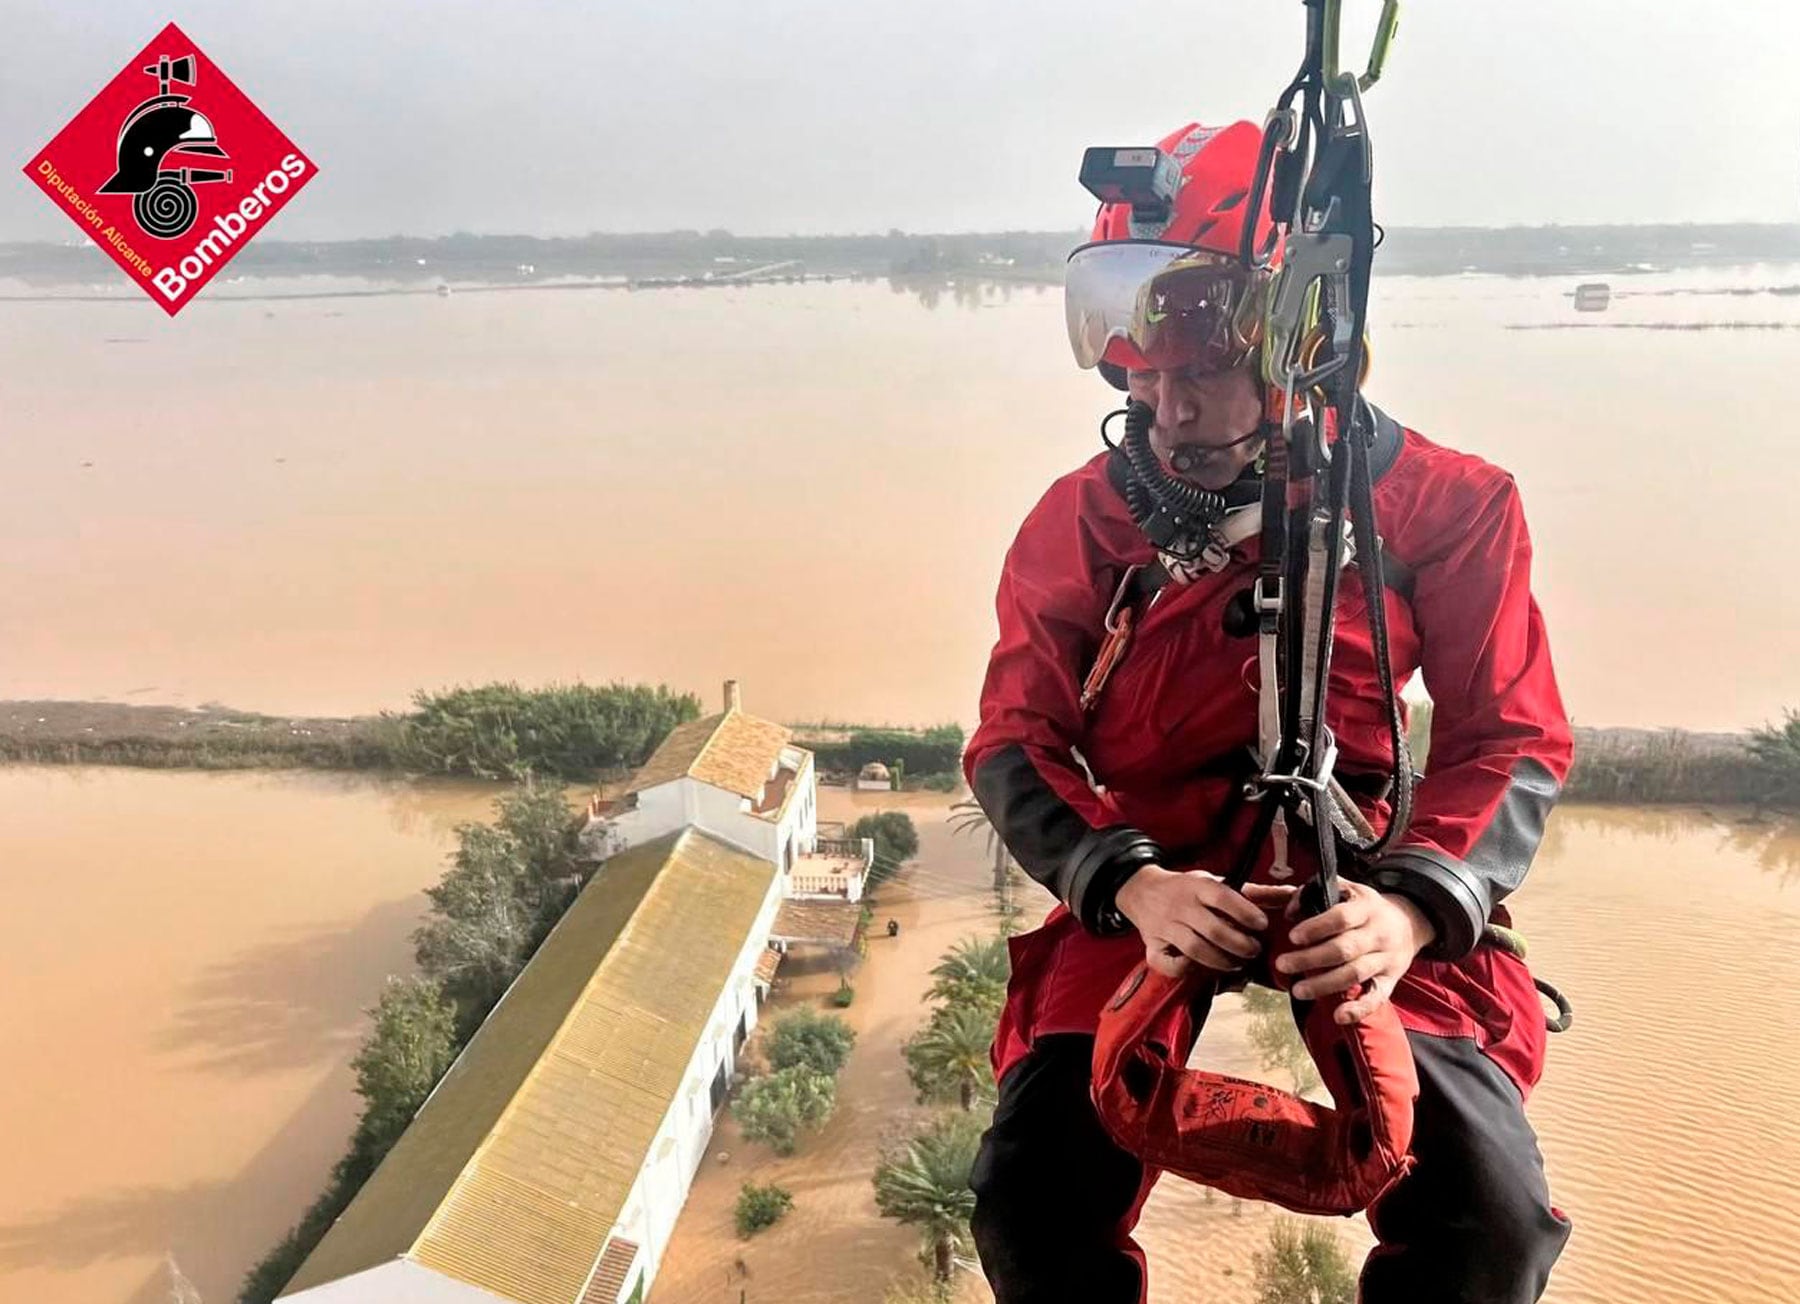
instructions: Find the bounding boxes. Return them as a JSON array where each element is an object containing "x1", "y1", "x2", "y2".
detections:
[{"x1": 1321, "y1": 0, "x2": 1400, "y2": 95}]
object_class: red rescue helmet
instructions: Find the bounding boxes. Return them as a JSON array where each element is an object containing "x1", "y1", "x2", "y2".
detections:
[{"x1": 1066, "y1": 120, "x2": 1280, "y2": 386}]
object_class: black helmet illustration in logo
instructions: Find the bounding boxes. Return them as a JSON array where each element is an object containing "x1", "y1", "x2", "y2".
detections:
[{"x1": 96, "y1": 54, "x2": 232, "y2": 240}]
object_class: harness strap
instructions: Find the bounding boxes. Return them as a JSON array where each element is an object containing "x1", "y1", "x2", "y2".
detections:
[{"x1": 1082, "y1": 402, "x2": 1409, "y2": 731}]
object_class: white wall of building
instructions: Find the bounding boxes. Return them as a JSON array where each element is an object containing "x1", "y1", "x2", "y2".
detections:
[
  {"x1": 589, "y1": 780, "x2": 687, "y2": 858},
  {"x1": 594, "y1": 749, "x2": 821, "y2": 888}
]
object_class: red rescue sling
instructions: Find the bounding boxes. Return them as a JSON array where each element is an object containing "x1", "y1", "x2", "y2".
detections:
[{"x1": 1091, "y1": 959, "x2": 1417, "y2": 1216}]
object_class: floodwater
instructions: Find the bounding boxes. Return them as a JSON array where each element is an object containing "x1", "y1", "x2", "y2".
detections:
[
  {"x1": 655, "y1": 795, "x2": 1800, "y2": 1304},
  {"x1": 3, "y1": 267, "x2": 1798, "y2": 733},
  {"x1": 1133, "y1": 800, "x2": 1800, "y2": 1304},
  {"x1": 0, "y1": 767, "x2": 502, "y2": 1304},
  {"x1": 1, "y1": 783, "x2": 1794, "y2": 1302}
]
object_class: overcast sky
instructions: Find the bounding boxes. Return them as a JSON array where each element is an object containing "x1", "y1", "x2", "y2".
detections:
[{"x1": 5, "y1": 0, "x2": 1796, "y2": 241}]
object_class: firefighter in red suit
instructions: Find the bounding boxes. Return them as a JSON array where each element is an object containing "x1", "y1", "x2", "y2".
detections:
[{"x1": 964, "y1": 120, "x2": 1574, "y2": 1302}]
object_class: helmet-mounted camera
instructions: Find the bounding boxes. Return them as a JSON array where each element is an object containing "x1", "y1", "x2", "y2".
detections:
[{"x1": 1078, "y1": 147, "x2": 1182, "y2": 227}]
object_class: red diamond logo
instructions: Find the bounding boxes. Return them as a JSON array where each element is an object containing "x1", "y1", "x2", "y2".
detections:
[{"x1": 21, "y1": 22, "x2": 317, "y2": 316}]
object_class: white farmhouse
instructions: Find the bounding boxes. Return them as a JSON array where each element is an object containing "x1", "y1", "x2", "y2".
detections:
[{"x1": 279, "y1": 682, "x2": 870, "y2": 1304}]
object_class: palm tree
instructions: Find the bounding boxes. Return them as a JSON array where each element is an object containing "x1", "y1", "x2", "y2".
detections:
[
  {"x1": 949, "y1": 798, "x2": 1024, "y2": 931},
  {"x1": 873, "y1": 1112, "x2": 983, "y2": 1285},
  {"x1": 905, "y1": 1000, "x2": 998, "y2": 1111},
  {"x1": 948, "y1": 797, "x2": 1006, "y2": 877},
  {"x1": 927, "y1": 935, "x2": 1009, "y2": 1008}
]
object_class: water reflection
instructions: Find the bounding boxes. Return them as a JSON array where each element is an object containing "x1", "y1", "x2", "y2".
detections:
[
  {"x1": 1548, "y1": 803, "x2": 1800, "y2": 886},
  {"x1": 156, "y1": 897, "x2": 429, "y2": 1076},
  {"x1": 0, "y1": 767, "x2": 501, "y2": 1304},
  {"x1": 887, "y1": 273, "x2": 1048, "y2": 311}
]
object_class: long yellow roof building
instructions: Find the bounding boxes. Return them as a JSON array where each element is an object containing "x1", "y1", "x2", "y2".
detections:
[{"x1": 281, "y1": 828, "x2": 777, "y2": 1303}]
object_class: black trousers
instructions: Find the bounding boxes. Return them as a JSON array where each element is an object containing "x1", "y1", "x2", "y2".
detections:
[{"x1": 971, "y1": 1030, "x2": 1570, "y2": 1303}]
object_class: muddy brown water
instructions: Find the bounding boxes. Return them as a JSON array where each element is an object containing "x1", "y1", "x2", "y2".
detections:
[
  {"x1": 2, "y1": 778, "x2": 1795, "y2": 1301},
  {"x1": 4, "y1": 267, "x2": 1799, "y2": 1299},
  {"x1": 3, "y1": 269, "x2": 1798, "y2": 733},
  {"x1": 645, "y1": 795, "x2": 1800, "y2": 1304},
  {"x1": 0, "y1": 767, "x2": 503, "y2": 1304}
]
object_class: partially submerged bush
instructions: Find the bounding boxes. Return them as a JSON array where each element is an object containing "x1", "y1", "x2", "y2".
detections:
[
  {"x1": 733, "y1": 1066, "x2": 837, "y2": 1156},
  {"x1": 734, "y1": 1181, "x2": 794, "y2": 1237},
  {"x1": 765, "y1": 1008, "x2": 856, "y2": 1076}
]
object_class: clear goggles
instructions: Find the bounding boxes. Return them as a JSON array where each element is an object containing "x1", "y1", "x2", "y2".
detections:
[{"x1": 1064, "y1": 241, "x2": 1269, "y2": 375}]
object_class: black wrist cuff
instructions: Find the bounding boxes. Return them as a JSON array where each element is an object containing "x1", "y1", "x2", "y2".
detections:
[
  {"x1": 1366, "y1": 849, "x2": 1488, "y2": 961},
  {"x1": 1066, "y1": 827, "x2": 1162, "y2": 936}
]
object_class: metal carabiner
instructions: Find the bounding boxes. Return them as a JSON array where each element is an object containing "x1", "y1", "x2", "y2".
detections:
[
  {"x1": 1103, "y1": 563, "x2": 1144, "y2": 634},
  {"x1": 1322, "y1": 0, "x2": 1400, "y2": 95}
]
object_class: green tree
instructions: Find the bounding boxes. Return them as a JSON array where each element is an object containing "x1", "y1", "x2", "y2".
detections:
[
  {"x1": 765, "y1": 1008, "x2": 857, "y2": 1076},
  {"x1": 904, "y1": 1002, "x2": 998, "y2": 1111},
  {"x1": 734, "y1": 1066, "x2": 837, "y2": 1156},
  {"x1": 1749, "y1": 708, "x2": 1800, "y2": 808},
  {"x1": 734, "y1": 1181, "x2": 794, "y2": 1237},
  {"x1": 873, "y1": 1111, "x2": 983, "y2": 1284},
  {"x1": 853, "y1": 810, "x2": 920, "y2": 887},
  {"x1": 386, "y1": 681, "x2": 700, "y2": 780},
  {"x1": 1243, "y1": 985, "x2": 1320, "y2": 1096},
  {"x1": 349, "y1": 977, "x2": 457, "y2": 1154},
  {"x1": 949, "y1": 797, "x2": 1008, "y2": 887},
  {"x1": 883, "y1": 1277, "x2": 952, "y2": 1304},
  {"x1": 1253, "y1": 1217, "x2": 1357, "y2": 1304},
  {"x1": 240, "y1": 977, "x2": 458, "y2": 1302},
  {"x1": 491, "y1": 780, "x2": 588, "y2": 936},
  {"x1": 412, "y1": 780, "x2": 586, "y2": 1034},
  {"x1": 927, "y1": 934, "x2": 1010, "y2": 1010},
  {"x1": 413, "y1": 823, "x2": 538, "y2": 1031}
]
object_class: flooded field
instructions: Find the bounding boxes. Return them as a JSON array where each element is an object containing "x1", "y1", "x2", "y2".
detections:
[
  {"x1": 0, "y1": 767, "x2": 501, "y2": 1304},
  {"x1": 3, "y1": 268, "x2": 1798, "y2": 733}
]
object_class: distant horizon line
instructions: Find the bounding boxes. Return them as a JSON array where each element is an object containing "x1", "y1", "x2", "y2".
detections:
[{"x1": 3, "y1": 218, "x2": 1796, "y2": 249}]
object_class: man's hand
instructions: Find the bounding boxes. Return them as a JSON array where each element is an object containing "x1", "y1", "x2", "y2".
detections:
[
  {"x1": 1114, "y1": 866, "x2": 1293, "y2": 980},
  {"x1": 1275, "y1": 881, "x2": 1437, "y2": 1025}
]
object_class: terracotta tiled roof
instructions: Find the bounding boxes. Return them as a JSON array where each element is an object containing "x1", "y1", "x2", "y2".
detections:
[
  {"x1": 626, "y1": 708, "x2": 796, "y2": 803},
  {"x1": 753, "y1": 948, "x2": 781, "y2": 986},
  {"x1": 280, "y1": 830, "x2": 775, "y2": 1302},
  {"x1": 581, "y1": 1237, "x2": 640, "y2": 1304},
  {"x1": 771, "y1": 899, "x2": 862, "y2": 949}
]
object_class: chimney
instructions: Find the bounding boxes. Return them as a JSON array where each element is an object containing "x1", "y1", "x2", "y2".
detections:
[{"x1": 723, "y1": 679, "x2": 741, "y2": 712}]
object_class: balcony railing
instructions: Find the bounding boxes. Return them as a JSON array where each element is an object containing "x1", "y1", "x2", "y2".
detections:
[
  {"x1": 789, "y1": 872, "x2": 855, "y2": 897},
  {"x1": 814, "y1": 836, "x2": 872, "y2": 863}
]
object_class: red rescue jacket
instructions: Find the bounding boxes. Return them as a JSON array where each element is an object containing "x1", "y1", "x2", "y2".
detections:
[{"x1": 965, "y1": 408, "x2": 1572, "y2": 1095}]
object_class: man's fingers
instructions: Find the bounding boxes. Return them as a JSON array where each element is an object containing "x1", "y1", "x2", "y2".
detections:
[
  {"x1": 1334, "y1": 976, "x2": 1397, "y2": 1025},
  {"x1": 1277, "y1": 928, "x2": 1369, "y2": 977},
  {"x1": 1187, "y1": 875, "x2": 1269, "y2": 931},
  {"x1": 1147, "y1": 945, "x2": 1192, "y2": 980},
  {"x1": 1287, "y1": 893, "x2": 1373, "y2": 947},
  {"x1": 1292, "y1": 953, "x2": 1386, "y2": 1002},
  {"x1": 1176, "y1": 909, "x2": 1262, "y2": 961},
  {"x1": 1164, "y1": 924, "x2": 1246, "y2": 972}
]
